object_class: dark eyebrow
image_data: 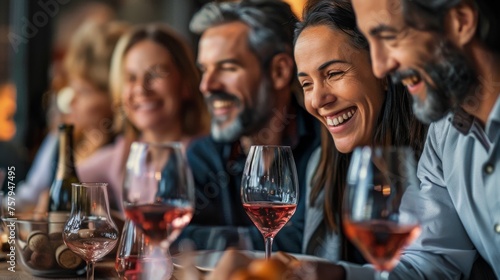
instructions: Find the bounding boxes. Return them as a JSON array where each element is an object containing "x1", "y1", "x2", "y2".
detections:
[
  {"x1": 369, "y1": 24, "x2": 399, "y2": 36},
  {"x1": 297, "y1": 59, "x2": 348, "y2": 77}
]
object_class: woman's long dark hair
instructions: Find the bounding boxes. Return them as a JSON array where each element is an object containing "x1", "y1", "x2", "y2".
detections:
[{"x1": 295, "y1": 0, "x2": 427, "y2": 262}]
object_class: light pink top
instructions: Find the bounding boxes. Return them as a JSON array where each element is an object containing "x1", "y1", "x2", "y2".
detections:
[{"x1": 77, "y1": 136, "x2": 128, "y2": 214}]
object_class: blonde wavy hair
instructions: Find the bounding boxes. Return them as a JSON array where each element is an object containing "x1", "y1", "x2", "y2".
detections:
[
  {"x1": 64, "y1": 21, "x2": 130, "y2": 92},
  {"x1": 110, "y1": 24, "x2": 209, "y2": 139}
]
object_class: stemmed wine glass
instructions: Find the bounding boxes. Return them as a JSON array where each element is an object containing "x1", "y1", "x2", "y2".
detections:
[
  {"x1": 122, "y1": 141, "x2": 194, "y2": 279},
  {"x1": 115, "y1": 220, "x2": 174, "y2": 279},
  {"x1": 343, "y1": 146, "x2": 422, "y2": 279},
  {"x1": 241, "y1": 145, "x2": 298, "y2": 260},
  {"x1": 63, "y1": 183, "x2": 119, "y2": 280}
]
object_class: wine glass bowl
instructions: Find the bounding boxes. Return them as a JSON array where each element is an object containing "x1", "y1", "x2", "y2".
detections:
[
  {"x1": 63, "y1": 183, "x2": 119, "y2": 280},
  {"x1": 123, "y1": 142, "x2": 194, "y2": 246},
  {"x1": 241, "y1": 145, "x2": 298, "y2": 259},
  {"x1": 122, "y1": 141, "x2": 194, "y2": 279},
  {"x1": 115, "y1": 220, "x2": 173, "y2": 280},
  {"x1": 343, "y1": 146, "x2": 421, "y2": 276}
]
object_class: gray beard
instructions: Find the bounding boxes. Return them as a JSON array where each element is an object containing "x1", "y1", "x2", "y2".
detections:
[
  {"x1": 410, "y1": 40, "x2": 476, "y2": 124},
  {"x1": 210, "y1": 78, "x2": 273, "y2": 143},
  {"x1": 211, "y1": 118, "x2": 244, "y2": 142},
  {"x1": 411, "y1": 83, "x2": 450, "y2": 124}
]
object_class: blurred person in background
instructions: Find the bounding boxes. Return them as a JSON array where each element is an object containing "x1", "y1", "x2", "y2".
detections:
[
  {"x1": 16, "y1": 21, "x2": 129, "y2": 212},
  {"x1": 174, "y1": 0, "x2": 321, "y2": 253},
  {"x1": 77, "y1": 23, "x2": 209, "y2": 214},
  {"x1": 0, "y1": 81, "x2": 29, "y2": 193}
]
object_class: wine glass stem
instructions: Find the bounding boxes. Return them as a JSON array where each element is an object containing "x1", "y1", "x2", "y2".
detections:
[
  {"x1": 264, "y1": 237, "x2": 273, "y2": 260},
  {"x1": 87, "y1": 261, "x2": 95, "y2": 280},
  {"x1": 377, "y1": 270, "x2": 389, "y2": 280}
]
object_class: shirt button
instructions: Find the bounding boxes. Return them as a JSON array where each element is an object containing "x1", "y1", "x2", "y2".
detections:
[
  {"x1": 484, "y1": 163, "x2": 494, "y2": 174},
  {"x1": 495, "y1": 224, "x2": 500, "y2": 233}
]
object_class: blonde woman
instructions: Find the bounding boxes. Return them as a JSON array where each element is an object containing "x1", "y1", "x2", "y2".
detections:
[
  {"x1": 78, "y1": 24, "x2": 209, "y2": 213},
  {"x1": 17, "y1": 21, "x2": 129, "y2": 211}
]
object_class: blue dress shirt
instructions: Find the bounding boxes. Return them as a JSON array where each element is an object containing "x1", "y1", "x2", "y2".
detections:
[{"x1": 341, "y1": 97, "x2": 500, "y2": 279}]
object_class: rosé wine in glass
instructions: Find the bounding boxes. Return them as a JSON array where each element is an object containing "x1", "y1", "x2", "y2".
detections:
[
  {"x1": 343, "y1": 146, "x2": 421, "y2": 279},
  {"x1": 241, "y1": 145, "x2": 298, "y2": 259},
  {"x1": 242, "y1": 202, "x2": 296, "y2": 239},
  {"x1": 121, "y1": 142, "x2": 194, "y2": 280},
  {"x1": 63, "y1": 183, "x2": 119, "y2": 280}
]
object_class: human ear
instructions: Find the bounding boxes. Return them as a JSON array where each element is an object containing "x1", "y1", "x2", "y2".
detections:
[
  {"x1": 446, "y1": 2, "x2": 478, "y2": 48},
  {"x1": 269, "y1": 53, "x2": 294, "y2": 91}
]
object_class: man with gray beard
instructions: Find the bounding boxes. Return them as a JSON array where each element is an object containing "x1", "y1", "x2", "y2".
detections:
[
  {"x1": 320, "y1": 0, "x2": 500, "y2": 278},
  {"x1": 251, "y1": 0, "x2": 500, "y2": 279},
  {"x1": 173, "y1": 0, "x2": 320, "y2": 253}
]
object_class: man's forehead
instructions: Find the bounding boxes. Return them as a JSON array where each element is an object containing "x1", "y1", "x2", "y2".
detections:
[
  {"x1": 199, "y1": 22, "x2": 251, "y2": 54},
  {"x1": 201, "y1": 22, "x2": 249, "y2": 44},
  {"x1": 353, "y1": 0, "x2": 405, "y2": 31}
]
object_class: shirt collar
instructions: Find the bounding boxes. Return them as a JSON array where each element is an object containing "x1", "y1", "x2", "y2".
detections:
[
  {"x1": 449, "y1": 107, "x2": 474, "y2": 135},
  {"x1": 486, "y1": 95, "x2": 500, "y2": 125},
  {"x1": 448, "y1": 95, "x2": 500, "y2": 138}
]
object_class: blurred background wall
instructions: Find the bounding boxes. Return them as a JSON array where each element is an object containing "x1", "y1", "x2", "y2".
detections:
[{"x1": 0, "y1": 0, "x2": 305, "y2": 182}]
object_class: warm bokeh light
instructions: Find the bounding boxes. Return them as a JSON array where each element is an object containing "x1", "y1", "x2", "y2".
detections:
[
  {"x1": 0, "y1": 82, "x2": 17, "y2": 141},
  {"x1": 283, "y1": 0, "x2": 307, "y2": 19}
]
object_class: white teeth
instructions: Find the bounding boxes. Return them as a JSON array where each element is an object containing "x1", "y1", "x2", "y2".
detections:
[
  {"x1": 325, "y1": 109, "x2": 356, "y2": 127},
  {"x1": 213, "y1": 100, "x2": 233, "y2": 109},
  {"x1": 137, "y1": 102, "x2": 157, "y2": 111},
  {"x1": 402, "y1": 75, "x2": 421, "y2": 87}
]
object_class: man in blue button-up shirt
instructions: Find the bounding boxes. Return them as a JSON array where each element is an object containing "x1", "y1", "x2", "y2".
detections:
[
  {"x1": 282, "y1": 0, "x2": 499, "y2": 279},
  {"x1": 330, "y1": 0, "x2": 500, "y2": 278}
]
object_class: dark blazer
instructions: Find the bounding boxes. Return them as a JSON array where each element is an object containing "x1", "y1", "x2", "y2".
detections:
[{"x1": 177, "y1": 97, "x2": 321, "y2": 253}]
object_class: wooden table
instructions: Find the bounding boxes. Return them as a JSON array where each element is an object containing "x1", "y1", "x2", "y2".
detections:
[{"x1": 0, "y1": 258, "x2": 186, "y2": 279}]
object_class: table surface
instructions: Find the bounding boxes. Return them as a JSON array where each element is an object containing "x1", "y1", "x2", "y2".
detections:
[{"x1": 0, "y1": 257, "x2": 186, "y2": 280}]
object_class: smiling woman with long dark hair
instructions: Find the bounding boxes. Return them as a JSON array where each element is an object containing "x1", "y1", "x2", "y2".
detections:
[{"x1": 293, "y1": 0, "x2": 427, "y2": 263}]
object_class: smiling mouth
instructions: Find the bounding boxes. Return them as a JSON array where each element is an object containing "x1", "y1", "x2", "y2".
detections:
[
  {"x1": 401, "y1": 75, "x2": 422, "y2": 88},
  {"x1": 133, "y1": 101, "x2": 161, "y2": 111},
  {"x1": 392, "y1": 69, "x2": 423, "y2": 90},
  {"x1": 325, "y1": 108, "x2": 357, "y2": 127},
  {"x1": 212, "y1": 100, "x2": 234, "y2": 110}
]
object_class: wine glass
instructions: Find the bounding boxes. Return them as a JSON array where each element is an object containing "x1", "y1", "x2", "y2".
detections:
[
  {"x1": 115, "y1": 220, "x2": 173, "y2": 280},
  {"x1": 343, "y1": 146, "x2": 421, "y2": 279},
  {"x1": 63, "y1": 183, "x2": 119, "y2": 280},
  {"x1": 122, "y1": 141, "x2": 194, "y2": 279},
  {"x1": 241, "y1": 145, "x2": 298, "y2": 260}
]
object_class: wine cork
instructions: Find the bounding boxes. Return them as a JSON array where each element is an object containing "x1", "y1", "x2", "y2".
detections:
[
  {"x1": 78, "y1": 229, "x2": 94, "y2": 238},
  {"x1": 55, "y1": 244, "x2": 83, "y2": 269},
  {"x1": 30, "y1": 251, "x2": 55, "y2": 269},
  {"x1": 22, "y1": 247, "x2": 33, "y2": 264},
  {"x1": 49, "y1": 231, "x2": 64, "y2": 249},
  {"x1": 49, "y1": 231, "x2": 63, "y2": 241},
  {"x1": 48, "y1": 212, "x2": 70, "y2": 234},
  {"x1": 27, "y1": 231, "x2": 50, "y2": 252}
]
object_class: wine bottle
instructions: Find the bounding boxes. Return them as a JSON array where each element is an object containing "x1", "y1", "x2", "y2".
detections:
[{"x1": 48, "y1": 124, "x2": 80, "y2": 212}]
